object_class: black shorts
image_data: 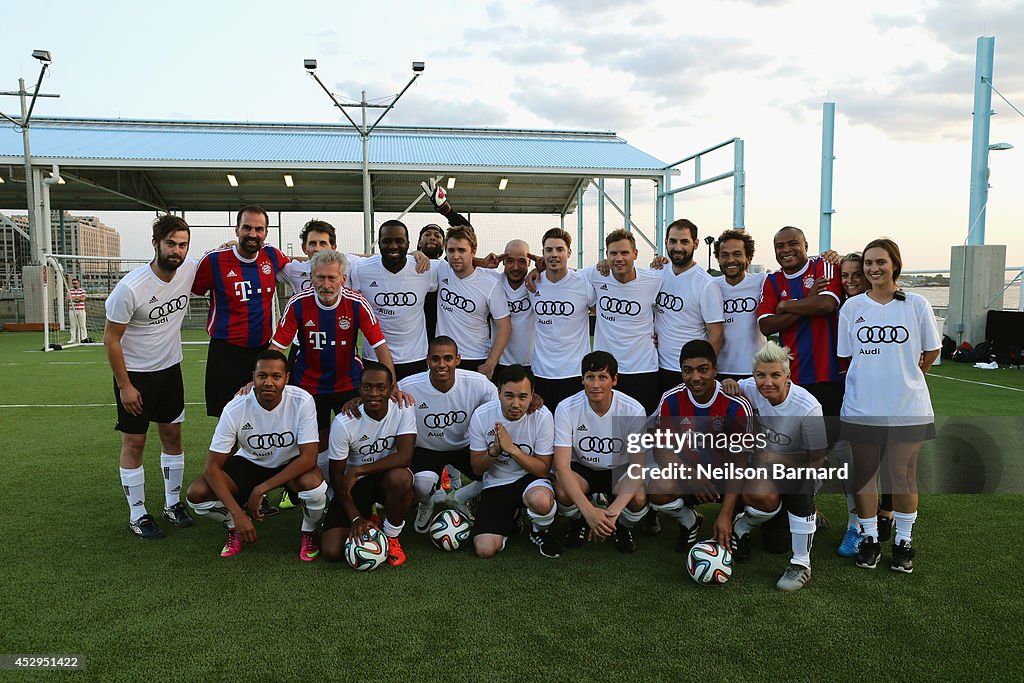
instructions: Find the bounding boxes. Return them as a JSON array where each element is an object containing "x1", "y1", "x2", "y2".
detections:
[
  {"x1": 569, "y1": 461, "x2": 615, "y2": 496},
  {"x1": 114, "y1": 364, "x2": 186, "y2": 434},
  {"x1": 205, "y1": 339, "x2": 267, "y2": 417},
  {"x1": 840, "y1": 421, "x2": 937, "y2": 446},
  {"x1": 311, "y1": 389, "x2": 359, "y2": 431},
  {"x1": 394, "y1": 359, "x2": 427, "y2": 382},
  {"x1": 615, "y1": 371, "x2": 661, "y2": 416},
  {"x1": 221, "y1": 456, "x2": 291, "y2": 504},
  {"x1": 802, "y1": 381, "x2": 845, "y2": 446},
  {"x1": 322, "y1": 471, "x2": 391, "y2": 530},
  {"x1": 459, "y1": 358, "x2": 485, "y2": 373},
  {"x1": 473, "y1": 474, "x2": 550, "y2": 537},
  {"x1": 411, "y1": 446, "x2": 481, "y2": 481},
  {"x1": 534, "y1": 376, "x2": 582, "y2": 412},
  {"x1": 658, "y1": 368, "x2": 683, "y2": 395}
]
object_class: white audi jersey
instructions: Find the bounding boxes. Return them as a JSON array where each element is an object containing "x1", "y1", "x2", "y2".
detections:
[
  {"x1": 583, "y1": 266, "x2": 661, "y2": 374},
  {"x1": 469, "y1": 400, "x2": 554, "y2": 489},
  {"x1": 838, "y1": 292, "x2": 941, "y2": 426},
  {"x1": 554, "y1": 390, "x2": 647, "y2": 470},
  {"x1": 531, "y1": 270, "x2": 597, "y2": 379},
  {"x1": 492, "y1": 276, "x2": 536, "y2": 366},
  {"x1": 328, "y1": 400, "x2": 417, "y2": 470},
  {"x1": 737, "y1": 379, "x2": 827, "y2": 455},
  {"x1": 105, "y1": 258, "x2": 200, "y2": 372},
  {"x1": 655, "y1": 264, "x2": 725, "y2": 372},
  {"x1": 715, "y1": 272, "x2": 767, "y2": 376},
  {"x1": 210, "y1": 386, "x2": 319, "y2": 469},
  {"x1": 349, "y1": 255, "x2": 438, "y2": 364},
  {"x1": 434, "y1": 261, "x2": 510, "y2": 361},
  {"x1": 398, "y1": 369, "x2": 498, "y2": 450}
]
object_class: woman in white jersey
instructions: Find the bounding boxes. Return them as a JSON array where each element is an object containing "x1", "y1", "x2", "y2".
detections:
[{"x1": 838, "y1": 239, "x2": 941, "y2": 574}]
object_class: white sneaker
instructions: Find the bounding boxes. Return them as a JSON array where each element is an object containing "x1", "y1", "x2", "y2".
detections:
[
  {"x1": 776, "y1": 563, "x2": 812, "y2": 592},
  {"x1": 413, "y1": 499, "x2": 435, "y2": 534}
]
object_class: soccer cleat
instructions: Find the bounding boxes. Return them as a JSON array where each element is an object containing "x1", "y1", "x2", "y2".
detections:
[
  {"x1": 614, "y1": 525, "x2": 637, "y2": 554},
  {"x1": 129, "y1": 514, "x2": 166, "y2": 540},
  {"x1": 815, "y1": 509, "x2": 831, "y2": 531},
  {"x1": 641, "y1": 508, "x2": 662, "y2": 536},
  {"x1": 440, "y1": 468, "x2": 452, "y2": 492},
  {"x1": 837, "y1": 525, "x2": 863, "y2": 558},
  {"x1": 776, "y1": 563, "x2": 812, "y2": 592},
  {"x1": 564, "y1": 517, "x2": 589, "y2": 550},
  {"x1": 855, "y1": 537, "x2": 881, "y2": 569},
  {"x1": 731, "y1": 531, "x2": 752, "y2": 563},
  {"x1": 259, "y1": 497, "x2": 280, "y2": 517},
  {"x1": 674, "y1": 511, "x2": 704, "y2": 553},
  {"x1": 220, "y1": 529, "x2": 242, "y2": 557},
  {"x1": 279, "y1": 489, "x2": 298, "y2": 510},
  {"x1": 529, "y1": 528, "x2": 561, "y2": 559},
  {"x1": 299, "y1": 531, "x2": 320, "y2": 562},
  {"x1": 414, "y1": 499, "x2": 435, "y2": 534},
  {"x1": 162, "y1": 502, "x2": 194, "y2": 528},
  {"x1": 877, "y1": 515, "x2": 894, "y2": 543},
  {"x1": 386, "y1": 536, "x2": 407, "y2": 566},
  {"x1": 448, "y1": 494, "x2": 476, "y2": 524},
  {"x1": 890, "y1": 540, "x2": 915, "y2": 574}
]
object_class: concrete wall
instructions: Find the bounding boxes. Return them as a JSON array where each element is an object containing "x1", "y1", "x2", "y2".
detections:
[{"x1": 947, "y1": 244, "x2": 1006, "y2": 345}]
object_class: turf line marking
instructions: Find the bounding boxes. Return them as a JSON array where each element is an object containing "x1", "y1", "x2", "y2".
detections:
[
  {"x1": 48, "y1": 361, "x2": 100, "y2": 365},
  {"x1": 927, "y1": 373, "x2": 1024, "y2": 393},
  {"x1": 0, "y1": 401, "x2": 206, "y2": 408}
]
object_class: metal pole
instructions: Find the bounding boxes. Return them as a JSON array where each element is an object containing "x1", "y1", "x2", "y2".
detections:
[
  {"x1": 967, "y1": 36, "x2": 995, "y2": 246},
  {"x1": 655, "y1": 176, "x2": 665, "y2": 256},
  {"x1": 18, "y1": 79, "x2": 38, "y2": 265},
  {"x1": 732, "y1": 139, "x2": 745, "y2": 229},
  {"x1": 623, "y1": 179, "x2": 631, "y2": 231},
  {"x1": 361, "y1": 91, "x2": 373, "y2": 253},
  {"x1": 576, "y1": 186, "x2": 584, "y2": 269},
  {"x1": 819, "y1": 103, "x2": 836, "y2": 250},
  {"x1": 597, "y1": 178, "x2": 606, "y2": 261}
]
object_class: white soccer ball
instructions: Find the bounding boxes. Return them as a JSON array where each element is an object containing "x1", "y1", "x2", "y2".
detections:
[
  {"x1": 429, "y1": 509, "x2": 472, "y2": 551},
  {"x1": 345, "y1": 527, "x2": 390, "y2": 571},
  {"x1": 687, "y1": 540, "x2": 733, "y2": 585}
]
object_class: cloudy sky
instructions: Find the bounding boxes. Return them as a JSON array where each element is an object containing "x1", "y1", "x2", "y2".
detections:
[{"x1": 2, "y1": 0, "x2": 1023, "y2": 269}]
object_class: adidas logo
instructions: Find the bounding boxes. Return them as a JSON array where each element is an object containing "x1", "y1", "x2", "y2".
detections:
[
  {"x1": 305, "y1": 320, "x2": 315, "y2": 327},
  {"x1": 442, "y1": 278, "x2": 449, "y2": 284},
  {"x1": 855, "y1": 316, "x2": 865, "y2": 323},
  {"x1": 370, "y1": 280, "x2": 378, "y2": 287},
  {"x1": 171, "y1": 485, "x2": 181, "y2": 493},
  {"x1": 149, "y1": 295, "x2": 158, "y2": 303},
  {"x1": 599, "y1": 284, "x2": 608, "y2": 290},
  {"x1": 487, "y1": 429, "x2": 495, "y2": 436},
  {"x1": 132, "y1": 500, "x2": 145, "y2": 507},
  {"x1": 359, "y1": 434, "x2": 369, "y2": 441},
  {"x1": 418, "y1": 402, "x2": 429, "y2": 409},
  {"x1": 577, "y1": 424, "x2": 588, "y2": 431},
  {"x1": 241, "y1": 422, "x2": 253, "y2": 430},
  {"x1": 227, "y1": 269, "x2": 237, "y2": 277}
]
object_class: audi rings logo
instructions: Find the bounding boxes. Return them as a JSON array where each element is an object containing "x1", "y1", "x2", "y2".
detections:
[
  {"x1": 357, "y1": 436, "x2": 396, "y2": 456},
  {"x1": 578, "y1": 436, "x2": 624, "y2": 454},
  {"x1": 857, "y1": 325, "x2": 909, "y2": 344},
  {"x1": 246, "y1": 431, "x2": 295, "y2": 450},
  {"x1": 599, "y1": 296, "x2": 641, "y2": 316},
  {"x1": 488, "y1": 441, "x2": 534, "y2": 455},
  {"x1": 374, "y1": 292, "x2": 418, "y2": 307},
  {"x1": 656, "y1": 293, "x2": 684, "y2": 311},
  {"x1": 149, "y1": 295, "x2": 189, "y2": 319},
  {"x1": 439, "y1": 288, "x2": 476, "y2": 312},
  {"x1": 535, "y1": 300, "x2": 575, "y2": 316},
  {"x1": 508, "y1": 298, "x2": 532, "y2": 314},
  {"x1": 423, "y1": 411, "x2": 467, "y2": 428},
  {"x1": 724, "y1": 297, "x2": 758, "y2": 314},
  {"x1": 761, "y1": 426, "x2": 792, "y2": 446}
]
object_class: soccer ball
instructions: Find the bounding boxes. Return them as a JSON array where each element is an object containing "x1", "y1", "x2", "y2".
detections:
[
  {"x1": 429, "y1": 509, "x2": 472, "y2": 551},
  {"x1": 687, "y1": 540, "x2": 733, "y2": 585},
  {"x1": 345, "y1": 527, "x2": 390, "y2": 571}
]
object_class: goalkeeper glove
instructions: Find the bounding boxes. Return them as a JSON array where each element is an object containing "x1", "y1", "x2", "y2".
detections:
[{"x1": 420, "y1": 178, "x2": 452, "y2": 216}]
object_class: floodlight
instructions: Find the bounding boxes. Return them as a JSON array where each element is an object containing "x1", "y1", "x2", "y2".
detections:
[
  {"x1": 447, "y1": 177, "x2": 456, "y2": 189},
  {"x1": 412, "y1": 61, "x2": 425, "y2": 73},
  {"x1": 304, "y1": 59, "x2": 318, "y2": 71},
  {"x1": 32, "y1": 50, "x2": 51, "y2": 63},
  {"x1": 498, "y1": 178, "x2": 508, "y2": 190},
  {"x1": 227, "y1": 174, "x2": 239, "y2": 187}
]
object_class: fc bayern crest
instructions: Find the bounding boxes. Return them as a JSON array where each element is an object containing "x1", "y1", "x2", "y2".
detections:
[
  {"x1": 261, "y1": 262, "x2": 272, "y2": 275},
  {"x1": 339, "y1": 317, "x2": 352, "y2": 330},
  {"x1": 803, "y1": 275, "x2": 815, "y2": 289},
  {"x1": 711, "y1": 416, "x2": 725, "y2": 432}
]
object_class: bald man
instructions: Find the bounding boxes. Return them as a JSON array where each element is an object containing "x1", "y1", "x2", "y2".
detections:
[{"x1": 492, "y1": 239, "x2": 536, "y2": 380}]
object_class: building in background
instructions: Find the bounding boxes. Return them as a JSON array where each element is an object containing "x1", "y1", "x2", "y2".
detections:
[{"x1": 4, "y1": 212, "x2": 121, "y2": 289}]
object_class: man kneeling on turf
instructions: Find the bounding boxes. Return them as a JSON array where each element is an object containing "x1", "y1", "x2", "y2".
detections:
[
  {"x1": 186, "y1": 350, "x2": 327, "y2": 560},
  {"x1": 469, "y1": 365, "x2": 559, "y2": 559},
  {"x1": 322, "y1": 363, "x2": 416, "y2": 566}
]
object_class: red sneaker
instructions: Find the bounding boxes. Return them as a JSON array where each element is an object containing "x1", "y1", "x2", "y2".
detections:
[
  {"x1": 220, "y1": 529, "x2": 242, "y2": 557},
  {"x1": 299, "y1": 530, "x2": 320, "y2": 562},
  {"x1": 440, "y1": 468, "x2": 452, "y2": 492},
  {"x1": 386, "y1": 535, "x2": 407, "y2": 566}
]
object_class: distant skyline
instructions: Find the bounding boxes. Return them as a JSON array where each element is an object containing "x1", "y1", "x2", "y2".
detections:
[{"x1": 1, "y1": 0, "x2": 1022, "y2": 270}]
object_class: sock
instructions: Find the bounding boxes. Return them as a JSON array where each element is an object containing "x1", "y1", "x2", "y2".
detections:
[
  {"x1": 858, "y1": 515, "x2": 878, "y2": 543},
  {"x1": 558, "y1": 502, "x2": 582, "y2": 520},
  {"x1": 188, "y1": 499, "x2": 235, "y2": 528},
  {"x1": 528, "y1": 502, "x2": 556, "y2": 530},
  {"x1": 788, "y1": 512, "x2": 816, "y2": 569},
  {"x1": 298, "y1": 482, "x2": 328, "y2": 533},
  {"x1": 734, "y1": 503, "x2": 780, "y2": 537},
  {"x1": 453, "y1": 480, "x2": 482, "y2": 504},
  {"x1": 617, "y1": 505, "x2": 648, "y2": 527},
  {"x1": 893, "y1": 510, "x2": 918, "y2": 545},
  {"x1": 382, "y1": 519, "x2": 405, "y2": 538},
  {"x1": 120, "y1": 465, "x2": 147, "y2": 523},
  {"x1": 413, "y1": 471, "x2": 440, "y2": 503},
  {"x1": 160, "y1": 453, "x2": 185, "y2": 508},
  {"x1": 846, "y1": 494, "x2": 859, "y2": 528},
  {"x1": 651, "y1": 498, "x2": 696, "y2": 528}
]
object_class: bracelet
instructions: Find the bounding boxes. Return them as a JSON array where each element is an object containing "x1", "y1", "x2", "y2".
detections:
[{"x1": 351, "y1": 516, "x2": 362, "y2": 523}]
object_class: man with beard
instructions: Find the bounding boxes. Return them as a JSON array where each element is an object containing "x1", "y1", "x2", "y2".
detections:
[
  {"x1": 104, "y1": 215, "x2": 199, "y2": 539},
  {"x1": 492, "y1": 239, "x2": 536, "y2": 378},
  {"x1": 713, "y1": 229, "x2": 766, "y2": 381},
  {"x1": 417, "y1": 223, "x2": 445, "y2": 340}
]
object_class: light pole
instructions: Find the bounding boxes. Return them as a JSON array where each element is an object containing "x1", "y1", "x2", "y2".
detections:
[
  {"x1": 304, "y1": 59, "x2": 424, "y2": 252},
  {"x1": 1, "y1": 50, "x2": 59, "y2": 266}
]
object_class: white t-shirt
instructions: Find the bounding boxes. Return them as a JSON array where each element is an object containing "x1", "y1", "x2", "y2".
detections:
[
  {"x1": 398, "y1": 369, "x2": 498, "y2": 450},
  {"x1": 469, "y1": 400, "x2": 554, "y2": 488},
  {"x1": 716, "y1": 272, "x2": 767, "y2": 376},
  {"x1": 492, "y1": 276, "x2": 535, "y2": 366},
  {"x1": 738, "y1": 378, "x2": 827, "y2": 455},
  {"x1": 210, "y1": 386, "x2": 319, "y2": 469},
  {"x1": 655, "y1": 264, "x2": 725, "y2": 372},
  {"x1": 328, "y1": 401, "x2": 417, "y2": 471},
  {"x1": 554, "y1": 390, "x2": 647, "y2": 470},
  {"x1": 531, "y1": 270, "x2": 597, "y2": 379},
  {"x1": 584, "y1": 266, "x2": 661, "y2": 374},
  {"x1": 838, "y1": 292, "x2": 941, "y2": 426},
  {"x1": 434, "y1": 261, "x2": 510, "y2": 361},
  {"x1": 104, "y1": 258, "x2": 200, "y2": 373},
  {"x1": 349, "y1": 255, "x2": 438, "y2": 364}
]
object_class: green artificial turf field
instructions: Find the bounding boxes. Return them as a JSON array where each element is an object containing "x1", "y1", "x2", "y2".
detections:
[{"x1": 1, "y1": 330, "x2": 1022, "y2": 681}]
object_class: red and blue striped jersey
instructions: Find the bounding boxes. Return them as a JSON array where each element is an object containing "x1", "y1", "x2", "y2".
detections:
[
  {"x1": 192, "y1": 245, "x2": 290, "y2": 348},
  {"x1": 655, "y1": 382, "x2": 753, "y2": 464},
  {"x1": 756, "y1": 256, "x2": 842, "y2": 385},
  {"x1": 272, "y1": 288, "x2": 386, "y2": 395}
]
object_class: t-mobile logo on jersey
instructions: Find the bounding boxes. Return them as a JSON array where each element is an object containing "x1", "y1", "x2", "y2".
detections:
[
  {"x1": 308, "y1": 331, "x2": 327, "y2": 350},
  {"x1": 233, "y1": 280, "x2": 253, "y2": 301}
]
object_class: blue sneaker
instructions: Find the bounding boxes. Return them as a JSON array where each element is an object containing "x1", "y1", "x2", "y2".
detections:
[{"x1": 837, "y1": 525, "x2": 862, "y2": 558}]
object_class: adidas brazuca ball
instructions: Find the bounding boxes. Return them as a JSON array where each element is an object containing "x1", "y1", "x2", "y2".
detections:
[
  {"x1": 687, "y1": 540, "x2": 733, "y2": 585},
  {"x1": 429, "y1": 509, "x2": 472, "y2": 551},
  {"x1": 345, "y1": 527, "x2": 390, "y2": 571}
]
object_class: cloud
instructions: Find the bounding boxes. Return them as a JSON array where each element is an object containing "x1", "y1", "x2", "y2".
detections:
[
  {"x1": 792, "y1": 90, "x2": 971, "y2": 143},
  {"x1": 871, "y1": 13, "x2": 920, "y2": 31},
  {"x1": 512, "y1": 77, "x2": 640, "y2": 131}
]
